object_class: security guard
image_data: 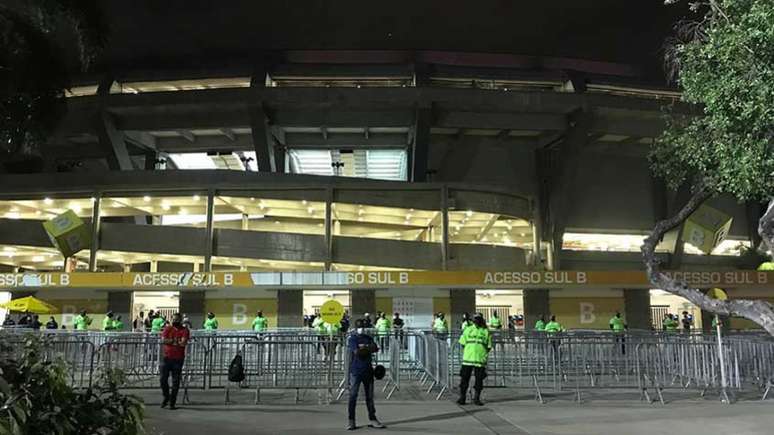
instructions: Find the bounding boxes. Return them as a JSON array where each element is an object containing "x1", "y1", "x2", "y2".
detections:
[
  {"x1": 457, "y1": 313, "x2": 492, "y2": 406},
  {"x1": 488, "y1": 312, "x2": 502, "y2": 330},
  {"x1": 460, "y1": 313, "x2": 473, "y2": 332},
  {"x1": 609, "y1": 312, "x2": 627, "y2": 354},
  {"x1": 609, "y1": 312, "x2": 626, "y2": 332},
  {"x1": 544, "y1": 316, "x2": 564, "y2": 333},
  {"x1": 375, "y1": 312, "x2": 391, "y2": 335},
  {"x1": 112, "y1": 315, "x2": 124, "y2": 331},
  {"x1": 151, "y1": 313, "x2": 166, "y2": 333},
  {"x1": 103, "y1": 311, "x2": 115, "y2": 331},
  {"x1": 663, "y1": 314, "x2": 678, "y2": 332},
  {"x1": 74, "y1": 309, "x2": 92, "y2": 331},
  {"x1": 433, "y1": 313, "x2": 448, "y2": 337},
  {"x1": 534, "y1": 315, "x2": 546, "y2": 332},
  {"x1": 251, "y1": 310, "x2": 268, "y2": 332},
  {"x1": 203, "y1": 312, "x2": 219, "y2": 330}
]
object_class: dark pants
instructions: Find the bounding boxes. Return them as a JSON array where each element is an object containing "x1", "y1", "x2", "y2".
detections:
[
  {"x1": 614, "y1": 334, "x2": 626, "y2": 355},
  {"x1": 160, "y1": 357, "x2": 184, "y2": 405},
  {"x1": 459, "y1": 365, "x2": 486, "y2": 398},
  {"x1": 348, "y1": 372, "x2": 377, "y2": 421}
]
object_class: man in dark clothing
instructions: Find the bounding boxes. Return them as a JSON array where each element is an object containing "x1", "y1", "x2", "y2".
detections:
[
  {"x1": 144, "y1": 310, "x2": 155, "y2": 332},
  {"x1": 30, "y1": 315, "x2": 42, "y2": 330},
  {"x1": 45, "y1": 316, "x2": 58, "y2": 329},
  {"x1": 2, "y1": 316, "x2": 15, "y2": 327},
  {"x1": 18, "y1": 312, "x2": 30, "y2": 327},
  {"x1": 346, "y1": 318, "x2": 385, "y2": 431},
  {"x1": 160, "y1": 313, "x2": 190, "y2": 410}
]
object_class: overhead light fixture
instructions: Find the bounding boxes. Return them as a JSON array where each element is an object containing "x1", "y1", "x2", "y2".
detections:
[
  {"x1": 466, "y1": 210, "x2": 473, "y2": 217},
  {"x1": 250, "y1": 197, "x2": 255, "y2": 201},
  {"x1": 520, "y1": 233, "x2": 526, "y2": 237},
  {"x1": 161, "y1": 203, "x2": 171, "y2": 211},
  {"x1": 35, "y1": 210, "x2": 41, "y2": 216},
  {"x1": 358, "y1": 217, "x2": 363, "y2": 222},
  {"x1": 274, "y1": 221, "x2": 280, "y2": 225},
  {"x1": 43, "y1": 198, "x2": 53, "y2": 205},
  {"x1": 9, "y1": 207, "x2": 18, "y2": 212},
  {"x1": 302, "y1": 200, "x2": 307, "y2": 205},
  {"x1": 143, "y1": 196, "x2": 151, "y2": 202},
  {"x1": 70, "y1": 203, "x2": 82, "y2": 213},
  {"x1": 32, "y1": 256, "x2": 45, "y2": 262},
  {"x1": 307, "y1": 207, "x2": 314, "y2": 214},
  {"x1": 193, "y1": 195, "x2": 200, "y2": 201},
  {"x1": 5, "y1": 213, "x2": 20, "y2": 219},
  {"x1": 178, "y1": 208, "x2": 188, "y2": 215},
  {"x1": 3, "y1": 247, "x2": 14, "y2": 252}
]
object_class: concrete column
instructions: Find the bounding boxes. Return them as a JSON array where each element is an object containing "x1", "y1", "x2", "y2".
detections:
[
  {"x1": 351, "y1": 290, "x2": 376, "y2": 321},
  {"x1": 623, "y1": 289, "x2": 652, "y2": 330},
  {"x1": 524, "y1": 289, "x2": 550, "y2": 331},
  {"x1": 107, "y1": 291, "x2": 132, "y2": 331},
  {"x1": 180, "y1": 291, "x2": 205, "y2": 330},
  {"x1": 277, "y1": 290, "x2": 303, "y2": 327},
  {"x1": 450, "y1": 289, "x2": 475, "y2": 330}
]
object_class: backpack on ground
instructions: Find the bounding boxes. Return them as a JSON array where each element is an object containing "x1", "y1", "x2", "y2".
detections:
[{"x1": 228, "y1": 353, "x2": 245, "y2": 382}]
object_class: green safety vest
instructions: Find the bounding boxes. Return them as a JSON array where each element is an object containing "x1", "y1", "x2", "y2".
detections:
[
  {"x1": 112, "y1": 320, "x2": 123, "y2": 330},
  {"x1": 461, "y1": 320, "x2": 473, "y2": 332},
  {"x1": 323, "y1": 321, "x2": 340, "y2": 335},
  {"x1": 489, "y1": 317, "x2": 502, "y2": 329},
  {"x1": 609, "y1": 316, "x2": 626, "y2": 332},
  {"x1": 151, "y1": 317, "x2": 166, "y2": 333},
  {"x1": 663, "y1": 318, "x2": 678, "y2": 331},
  {"x1": 102, "y1": 317, "x2": 114, "y2": 331},
  {"x1": 375, "y1": 318, "x2": 391, "y2": 333},
  {"x1": 433, "y1": 318, "x2": 447, "y2": 333},
  {"x1": 459, "y1": 325, "x2": 492, "y2": 367},
  {"x1": 534, "y1": 320, "x2": 546, "y2": 331},
  {"x1": 74, "y1": 315, "x2": 91, "y2": 330},
  {"x1": 203, "y1": 318, "x2": 218, "y2": 330},
  {"x1": 252, "y1": 316, "x2": 268, "y2": 332},
  {"x1": 544, "y1": 321, "x2": 564, "y2": 333}
]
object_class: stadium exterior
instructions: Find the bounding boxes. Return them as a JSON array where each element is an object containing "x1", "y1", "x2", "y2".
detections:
[{"x1": 1, "y1": 1, "x2": 770, "y2": 332}]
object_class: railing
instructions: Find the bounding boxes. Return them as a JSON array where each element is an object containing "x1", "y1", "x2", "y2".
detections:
[{"x1": 3, "y1": 328, "x2": 773, "y2": 405}]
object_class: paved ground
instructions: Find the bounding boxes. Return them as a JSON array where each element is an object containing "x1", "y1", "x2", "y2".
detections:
[{"x1": 140, "y1": 387, "x2": 774, "y2": 435}]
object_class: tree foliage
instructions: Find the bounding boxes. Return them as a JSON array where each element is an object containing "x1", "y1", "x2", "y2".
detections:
[
  {"x1": 0, "y1": 1, "x2": 104, "y2": 164},
  {"x1": 652, "y1": 0, "x2": 774, "y2": 202},
  {"x1": 0, "y1": 334, "x2": 144, "y2": 435}
]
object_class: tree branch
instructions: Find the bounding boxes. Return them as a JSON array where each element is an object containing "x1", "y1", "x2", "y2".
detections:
[
  {"x1": 642, "y1": 185, "x2": 774, "y2": 335},
  {"x1": 760, "y1": 198, "x2": 774, "y2": 254}
]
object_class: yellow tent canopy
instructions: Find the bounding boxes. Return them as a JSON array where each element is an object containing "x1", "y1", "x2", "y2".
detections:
[{"x1": 0, "y1": 296, "x2": 58, "y2": 314}]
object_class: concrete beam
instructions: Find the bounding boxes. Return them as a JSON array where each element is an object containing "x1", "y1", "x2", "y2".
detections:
[
  {"x1": 436, "y1": 111, "x2": 566, "y2": 131},
  {"x1": 283, "y1": 132, "x2": 408, "y2": 148},
  {"x1": 248, "y1": 104, "x2": 277, "y2": 172},
  {"x1": 95, "y1": 112, "x2": 134, "y2": 170},
  {"x1": 412, "y1": 107, "x2": 432, "y2": 182}
]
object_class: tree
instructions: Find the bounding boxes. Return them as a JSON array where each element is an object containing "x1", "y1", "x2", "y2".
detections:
[
  {"x1": 644, "y1": 0, "x2": 774, "y2": 333},
  {"x1": 0, "y1": 0, "x2": 104, "y2": 172}
]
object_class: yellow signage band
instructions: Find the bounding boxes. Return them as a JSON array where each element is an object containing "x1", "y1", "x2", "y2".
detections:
[{"x1": 0, "y1": 270, "x2": 771, "y2": 290}]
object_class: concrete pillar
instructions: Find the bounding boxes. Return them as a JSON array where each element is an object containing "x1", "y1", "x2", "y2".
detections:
[
  {"x1": 351, "y1": 290, "x2": 376, "y2": 321},
  {"x1": 107, "y1": 291, "x2": 132, "y2": 331},
  {"x1": 180, "y1": 291, "x2": 205, "y2": 330},
  {"x1": 524, "y1": 289, "x2": 549, "y2": 331},
  {"x1": 277, "y1": 290, "x2": 303, "y2": 327},
  {"x1": 450, "y1": 289, "x2": 475, "y2": 330},
  {"x1": 624, "y1": 289, "x2": 652, "y2": 330}
]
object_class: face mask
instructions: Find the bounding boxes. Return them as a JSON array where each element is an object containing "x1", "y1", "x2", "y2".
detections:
[{"x1": 356, "y1": 328, "x2": 365, "y2": 335}]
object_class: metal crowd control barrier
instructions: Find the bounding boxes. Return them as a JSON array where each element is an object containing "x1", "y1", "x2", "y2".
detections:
[{"x1": 3, "y1": 327, "x2": 774, "y2": 405}]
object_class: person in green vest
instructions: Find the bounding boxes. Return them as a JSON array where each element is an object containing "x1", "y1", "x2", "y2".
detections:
[
  {"x1": 663, "y1": 313, "x2": 678, "y2": 332},
  {"x1": 488, "y1": 312, "x2": 502, "y2": 330},
  {"x1": 151, "y1": 313, "x2": 167, "y2": 333},
  {"x1": 432, "y1": 313, "x2": 448, "y2": 339},
  {"x1": 203, "y1": 312, "x2": 218, "y2": 330},
  {"x1": 251, "y1": 310, "x2": 268, "y2": 332},
  {"x1": 609, "y1": 312, "x2": 627, "y2": 354},
  {"x1": 533, "y1": 315, "x2": 546, "y2": 332},
  {"x1": 375, "y1": 312, "x2": 391, "y2": 335},
  {"x1": 711, "y1": 316, "x2": 723, "y2": 330},
  {"x1": 103, "y1": 311, "x2": 115, "y2": 331},
  {"x1": 460, "y1": 313, "x2": 473, "y2": 332},
  {"x1": 456, "y1": 313, "x2": 492, "y2": 406},
  {"x1": 544, "y1": 315, "x2": 564, "y2": 358},
  {"x1": 74, "y1": 309, "x2": 92, "y2": 331},
  {"x1": 544, "y1": 316, "x2": 564, "y2": 333},
  {"x1": 112, "y1": 315, "x2": 124, "y2": 331}
]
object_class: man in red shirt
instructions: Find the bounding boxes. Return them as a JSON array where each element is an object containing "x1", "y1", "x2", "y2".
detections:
[{"x1": 160, "y1": 312, "x2": 190, "y2": 410}]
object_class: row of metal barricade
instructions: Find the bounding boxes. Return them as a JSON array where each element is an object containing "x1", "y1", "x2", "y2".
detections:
[{"x1": 2, "y1": 328, "x2": 773, "y2": 404}]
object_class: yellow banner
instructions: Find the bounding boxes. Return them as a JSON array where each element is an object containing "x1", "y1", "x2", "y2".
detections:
[{"x1": 0, "y1": 270, "x2": 771, "y2": 290}]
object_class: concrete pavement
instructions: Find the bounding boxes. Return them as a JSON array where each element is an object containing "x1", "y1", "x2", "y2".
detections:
[{"x1": 140, "y1": 387, "x2": 774, "y2": 435}]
